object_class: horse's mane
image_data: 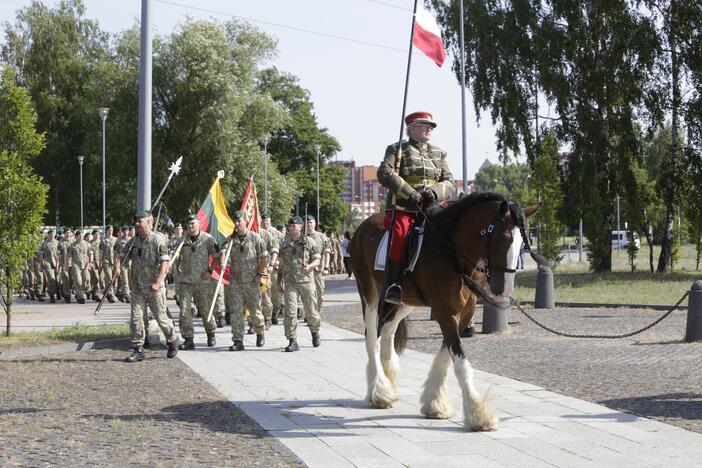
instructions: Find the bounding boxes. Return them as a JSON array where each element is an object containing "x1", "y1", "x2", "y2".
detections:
[{"x1": 427, "y1": 191, "x2": 507, "y2": 235}]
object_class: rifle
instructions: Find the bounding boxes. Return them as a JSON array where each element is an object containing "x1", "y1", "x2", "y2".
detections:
[
  {"x1": 204, "y1": 239, "x2": 233, "y2": 325},
  {"x1": 94, "y1": 156, "x2": 183, "y2": 315}
]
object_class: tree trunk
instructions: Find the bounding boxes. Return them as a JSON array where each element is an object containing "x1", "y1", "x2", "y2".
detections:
[
  {"x1": 658, "y1": 0, "x2": 679, "y2": 272},
  {"x1": 3, "y1": 270, "x2": 11, "y2": 337}
]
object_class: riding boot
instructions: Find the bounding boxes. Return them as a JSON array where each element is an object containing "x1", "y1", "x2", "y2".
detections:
[
  {"x1": 384, "y1": 260, "x2": 404, "y2": 305},
  {"x1": 125, "y1": 346, "x2": 145, "y2": 363}
]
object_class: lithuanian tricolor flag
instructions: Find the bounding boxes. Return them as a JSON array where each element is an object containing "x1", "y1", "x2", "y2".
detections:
[{"x1": 197, "y1": 173, "x2": 234, "y2": 245}]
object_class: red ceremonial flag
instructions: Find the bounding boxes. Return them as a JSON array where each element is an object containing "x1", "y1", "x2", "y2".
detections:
[
  {"x1": 413, "y1": 4, "x2": 446, "y2": 67},
  {"x1": 240, "y1": 175, "x2": 261, "y2": 233}
]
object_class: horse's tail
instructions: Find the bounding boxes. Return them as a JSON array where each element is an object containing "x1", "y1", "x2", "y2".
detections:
[{"x1": 394, "y1": 316, "x2": 408, "y2": 355}]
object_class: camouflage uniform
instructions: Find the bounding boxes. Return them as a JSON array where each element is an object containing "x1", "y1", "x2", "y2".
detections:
[
  {"x1": 307, "y1": 229, "x2": 330, "y2": 316},
  {"x1": 269, "y1": 227, "x2": 285, "y2": 316},
  {"x1": 115, "y1": 231, "x2": 131, "y2": 302},
  {"x1": 278, "y1": 234, "x2": 322, "y2": 340},
  {"x1": 174, "y1": 231, "x2": 218, "y2": 339},
  {"x1": 101, "y1": 232, "x2": 117, "y2": 301},
  {"x1": 127, "y1": 231, "x2": 177, "y2": 346},
  {"x1": 224, "y1": 231, "x2": 268, "y2": 342},
  {"x1": 258, "y1": 227, "x2": 279, "y2": 325},
  {"x1": 40, "y1": 236, "x2": 59, "y2": 301},
  {"x1": 32, "y1": 249, "x2": 45, "y2": 300},
  {"x1": 89, "y1": 235, "x2": 102, "y2": 300},
  {"x1": 22, "y1": 260, "x2": 34, "y2": 299},
  {"x1": 58, "y1": 234, "x2": 73, "y2": 301},
  {"x1": 69, "y1": 235, "x2": 91, "y2": 303}
]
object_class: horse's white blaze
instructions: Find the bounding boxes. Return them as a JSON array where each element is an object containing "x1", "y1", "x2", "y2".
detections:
[
  {"x1": 380, "y1": 306, "x2": 411, "y2": 389},
  {"x1": 364, "y1": 300, "x2": 397, "y2": 408},
  {"x1": 453, "y1": 355, "x2": 497, "y2": 431},
  {"x1": 420, "y1": 347, "x2": 453, "y2": 419},
  {"x1": 503, "y1": 226, "x2": 522, "y2": 297}
]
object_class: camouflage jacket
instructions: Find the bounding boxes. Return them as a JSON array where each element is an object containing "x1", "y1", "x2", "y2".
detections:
[
  {"x1": 58, "y1": 240, "x2": 72, "y2": 269},
  {"x1": 114, "y1": 237, "x2": 131, "y2": 267},
  {"x1": 69, "y1": 240, "x2": 91, "y2": 269},
  {"x1": 223, "y1": 231, "x2": 268, "y2": 284},
  {"x1": 101, "y1": 236, "x2": 117, "y2": 265},
  {"x1": 259, "y1": 228, "x2": 280, "y2": 265},
  {"x1": 278, "y1": 234, "x2": 321, "y2": 284},
  {"x1": 40, "y1": 239, "x2": 59, "y2": 268},
  {"x1": 175, "y1": 231, "x2": 218, "y2": 284},
  {"x1": 307, "y1": 231, "x2": 330, "y2": 272},
  {"x1": 377, "y1": 139, "x2": 455, "y2": 212},
  {"x1": 90, "y1": 239, "x2": 102, "y2": 265},
  {"x1": 128, "y1": 231, "x2": 170, "y2": 291}
]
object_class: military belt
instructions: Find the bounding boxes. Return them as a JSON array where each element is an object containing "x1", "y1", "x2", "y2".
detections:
[{"x1": 404, "y1": 177, "x2": 438, "y2": 187}]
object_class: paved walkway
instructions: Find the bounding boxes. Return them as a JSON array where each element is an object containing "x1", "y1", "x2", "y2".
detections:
[
  {"x1": 5, "y1": 279, "x2": 702, "y2": 467},
  {"x1": 177, "y1": 323, "x2": 702, "y2": 468}
]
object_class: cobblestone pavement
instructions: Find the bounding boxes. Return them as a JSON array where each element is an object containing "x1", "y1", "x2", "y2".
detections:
[
  {"x1": 0, "y1": 346, "x2": 304, "y2": 467},
  {"x1": 322, "y1": 302, "x2": 702, "y2": 434}
]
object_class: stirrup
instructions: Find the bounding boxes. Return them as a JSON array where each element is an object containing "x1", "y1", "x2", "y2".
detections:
[{"x1": 385, "y1": 283, "x2": 403, "y2": 305}]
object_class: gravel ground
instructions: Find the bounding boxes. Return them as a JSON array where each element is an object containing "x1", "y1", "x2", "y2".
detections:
[
  {"x1": 0, "y1": 346, "x2": 304, "y2": 467},
  {"x1": 322, "y1": 302, "x2": 702, "y2": 434}
]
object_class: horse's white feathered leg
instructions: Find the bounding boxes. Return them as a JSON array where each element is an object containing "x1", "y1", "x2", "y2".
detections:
[
  {"x1": 453, "y1": 352, "x2": 497, "y2": 431},
  {"x1": 364, "y1": 299, "x2": 397, "y2": 408},
  {"x1": 419, "y1": 346, "x2": 453, "y2": 419},
  {"x1": 380, "y1": 306, "x2": 411, "y2": 390}
]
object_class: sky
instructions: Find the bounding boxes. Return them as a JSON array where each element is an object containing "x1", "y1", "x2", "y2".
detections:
[{"x1": 0, "y1": 0, "x2": 504, "y2": 180}]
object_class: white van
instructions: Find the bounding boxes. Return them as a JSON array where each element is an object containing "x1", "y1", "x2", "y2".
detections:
[{"x1": 611, "y1": 231, "x2": 640, "y2": 249}]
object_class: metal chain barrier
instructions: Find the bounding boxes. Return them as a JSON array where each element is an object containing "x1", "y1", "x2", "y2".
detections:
[{"x1": 511, "y1": 291, "x2": 690, "y2": 339}]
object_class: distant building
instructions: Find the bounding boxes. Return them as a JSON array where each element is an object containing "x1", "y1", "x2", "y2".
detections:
[{"x1": 330, "y1": 160, "x2": 388, "y2": 220}]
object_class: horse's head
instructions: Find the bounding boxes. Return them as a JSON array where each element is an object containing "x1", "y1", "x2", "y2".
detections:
[{"x1": 481, "y1": 200, "x2": 540, "y2": 298}]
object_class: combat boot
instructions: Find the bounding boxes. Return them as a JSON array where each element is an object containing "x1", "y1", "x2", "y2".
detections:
[
  {"x1": 216, "y1": 316, "x2": 225, "y2": 328},
  {"x1": 143, "y1": 334, "x2": 151, "y2": 349},
  {"x1": 77, "y1": 298, "x2": 85, "y2": 304},
  {"x1": 49, "y1": 294, "x2": 56, "y2": 303},
  {"x1": 225, "y1": 313, "x2": 231, "y2": 325},
  {"x1": 167, "y1": 339, "x2": 179, "y2": 358},
  {"x1": 178, "y1": 337, "x2": 195, "y2": 350},
  {"x1": 284, "y1": 338, "x2": 299, "y2": 352},
  {"x1": 125, "y1": 346, "x2": 145, "y2": 363},
  {"x1": 256, "y1": 334, "x2": 265, "y2": 347},
  {"x1": 384, "y1": 260, "x2": 404, "y2": 305},
  {"x1": 271, "y1": 311, "x2": 279, "y2": 325},
  {"x1": 229, "y1": 340, "x2": 245, "y2": 351},
  {"x1": 311, "y1": 332, "x2": 321, "y2": 348},
  {"x1": 264, "y1": 318, "x2": 271, "y2": 330},
  {"x1": 207, "y1": 332, "x2": 216, "y2": 347}
]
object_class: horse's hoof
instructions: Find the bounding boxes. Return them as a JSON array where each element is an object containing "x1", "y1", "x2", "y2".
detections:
[
  {"x1": 420, "y1": 400, "x2": 453, "y2": 419},
  {"x1": 369, "y1": 398, "x2": 394, "y2": 409},
  {"x1": 467, "y1": 420, "x2": 498, "y2": 432}
]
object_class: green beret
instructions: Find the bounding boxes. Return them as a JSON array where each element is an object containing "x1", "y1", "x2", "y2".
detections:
[
  {"x1": 105, "y1": 225, "x2": 113, "y2": 230},
  {"x1": 75, "y1": 230, "x2": 83, "y2": 236},
  {"x1": 305, "y1": 215, "x2": 315, "y2": 221},
  {"x1": 260, "y1": 211, "x2": 270, "y2": 219},
  {"x1": 92, "y1": 229, "x2": 98, "y2": 234},
  {"x1": 175, "y1": 223, "x2": 182, "y2": 229},
  {"x1": 56, "y1": 228, "x2": 63, "y2": 234},
  {"x1": 232, "y1": 210, "x2": 246, "y2": 220},
  {"x1": 288, "y1": 216, "x2": 303, "y2": 225},
  {"x1": 133, "y1": 210, "x2": 150, "y2": 221},
  {"x1": 276, "y1": 224, "x2": 285, "y2": 230},
  {"x1": 47, "y1": 228, "x2": 55, "y2": 234},
  {"x1": 63, "y1": 227, "x2": 72, "y2": 233},
  {"x1": 121, "y1": 226, "x2": 129, "y2": 231}
]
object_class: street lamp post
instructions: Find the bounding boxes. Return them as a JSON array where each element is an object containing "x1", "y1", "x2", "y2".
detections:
[
  {"x1": 78, "y1": 156, "x2": 85, "y2": 230},
  {"x1": 315, "y1": 144, "x2": 321, "y2": 224},
  {"x1": 262, "y1": 136, "x2": 269, "y2": 213},
  {"x1": 98, "y1": 107, "x2": 109, "y2": 230},
  {"x1": 616, "y1": 194, "x2": 621, "y2": 251}
]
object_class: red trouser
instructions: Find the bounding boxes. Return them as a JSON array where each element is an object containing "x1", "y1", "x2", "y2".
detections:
[{"x1": 384, "y1": 210, "x2": 417, "y2": 261}]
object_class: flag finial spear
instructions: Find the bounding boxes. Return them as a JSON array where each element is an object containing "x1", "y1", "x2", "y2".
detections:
[{"x1": 217, "y1": 170, "x2": 225, "y2": 179}]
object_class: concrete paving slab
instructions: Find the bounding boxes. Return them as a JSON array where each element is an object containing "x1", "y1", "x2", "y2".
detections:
[{"x1": 174, "y1": 321, "x2": 702, "y2": 467}]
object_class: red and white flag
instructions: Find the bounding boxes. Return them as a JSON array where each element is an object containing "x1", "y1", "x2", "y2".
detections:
[{"x1": 413, "y1": 4, "x2": 446, "y2": 67}]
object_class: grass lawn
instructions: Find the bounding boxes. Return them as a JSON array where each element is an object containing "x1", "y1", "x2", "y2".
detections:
[
  {"x1": 0, "y1": 323, "x2": 130, "y2": 350},
  {"x1": 514, "y1": 243, "x2": 702, "y2": 305}
]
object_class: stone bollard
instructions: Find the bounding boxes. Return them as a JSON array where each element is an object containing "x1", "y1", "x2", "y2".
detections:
[
  {"x1": 685, "y1": 280, "x2": 702, "y2": 342},
  {"x1": 482, "y1": 298, "x2": 511, "y2": 334},
  {"x1": 534, "y1": 265, "x2": 555, "y2": 309}
]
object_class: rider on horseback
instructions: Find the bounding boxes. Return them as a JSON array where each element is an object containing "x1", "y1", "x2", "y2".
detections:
[{"x1": 377, "y1": 111, "x2": 455, "y2": 304}]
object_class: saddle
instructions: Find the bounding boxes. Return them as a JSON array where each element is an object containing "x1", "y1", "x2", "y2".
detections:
[{"x1": 374, "y1": 215, "x2": 426, "y2": 273}]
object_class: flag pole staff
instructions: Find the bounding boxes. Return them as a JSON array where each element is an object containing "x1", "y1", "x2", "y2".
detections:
[
  {"x1": 204, "y1": 168, "x2": 257, "y2": 324},
  {"x1": 458, "y1": 0, "x2": 468, "y2": 194},
  {"x1": 379, "y1": 0, "x2": 419, "y2": 336},
  {"x1": 94, "y1": 156, "x2": 183, "y2": 315}
]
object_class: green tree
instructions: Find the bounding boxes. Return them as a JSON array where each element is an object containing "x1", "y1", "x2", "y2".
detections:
[
  {"x1": 0, "y1": 66, "x2": 47, "y2": 336},
  {"x1": 256, "y1": 67, "x2": 345, "y2": 227},
  {"x1": 531, "y1": 133, "x2": 564, "y2": 266},
  {"x1": 2, "y1": 0, "x2": 108, "y2": 227}
]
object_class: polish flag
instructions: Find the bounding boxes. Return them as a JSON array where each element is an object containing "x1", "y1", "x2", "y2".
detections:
[{"x1": 413, "y1": 4, "x2": 446, "y2": 67}]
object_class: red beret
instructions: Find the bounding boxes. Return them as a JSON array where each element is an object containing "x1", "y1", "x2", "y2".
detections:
[{"x1": 405, "y1": 111, "x2": 437, "y2": 128}]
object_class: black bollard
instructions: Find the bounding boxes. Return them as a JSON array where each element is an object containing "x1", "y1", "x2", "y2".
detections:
[
  {"x1": 535, "y1": 265, "x2": 555, "y2": 309},
  {"x1": 685, "y1": 280, "x2": 702, "y2": 342},
  {"x1": 482, "y1": 298, "x2": 511, "y2": 334}
]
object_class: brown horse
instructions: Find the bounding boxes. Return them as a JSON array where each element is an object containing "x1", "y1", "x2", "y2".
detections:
[{"x1": 350, "y1": 192, "x2": 539, "y2": 431}]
